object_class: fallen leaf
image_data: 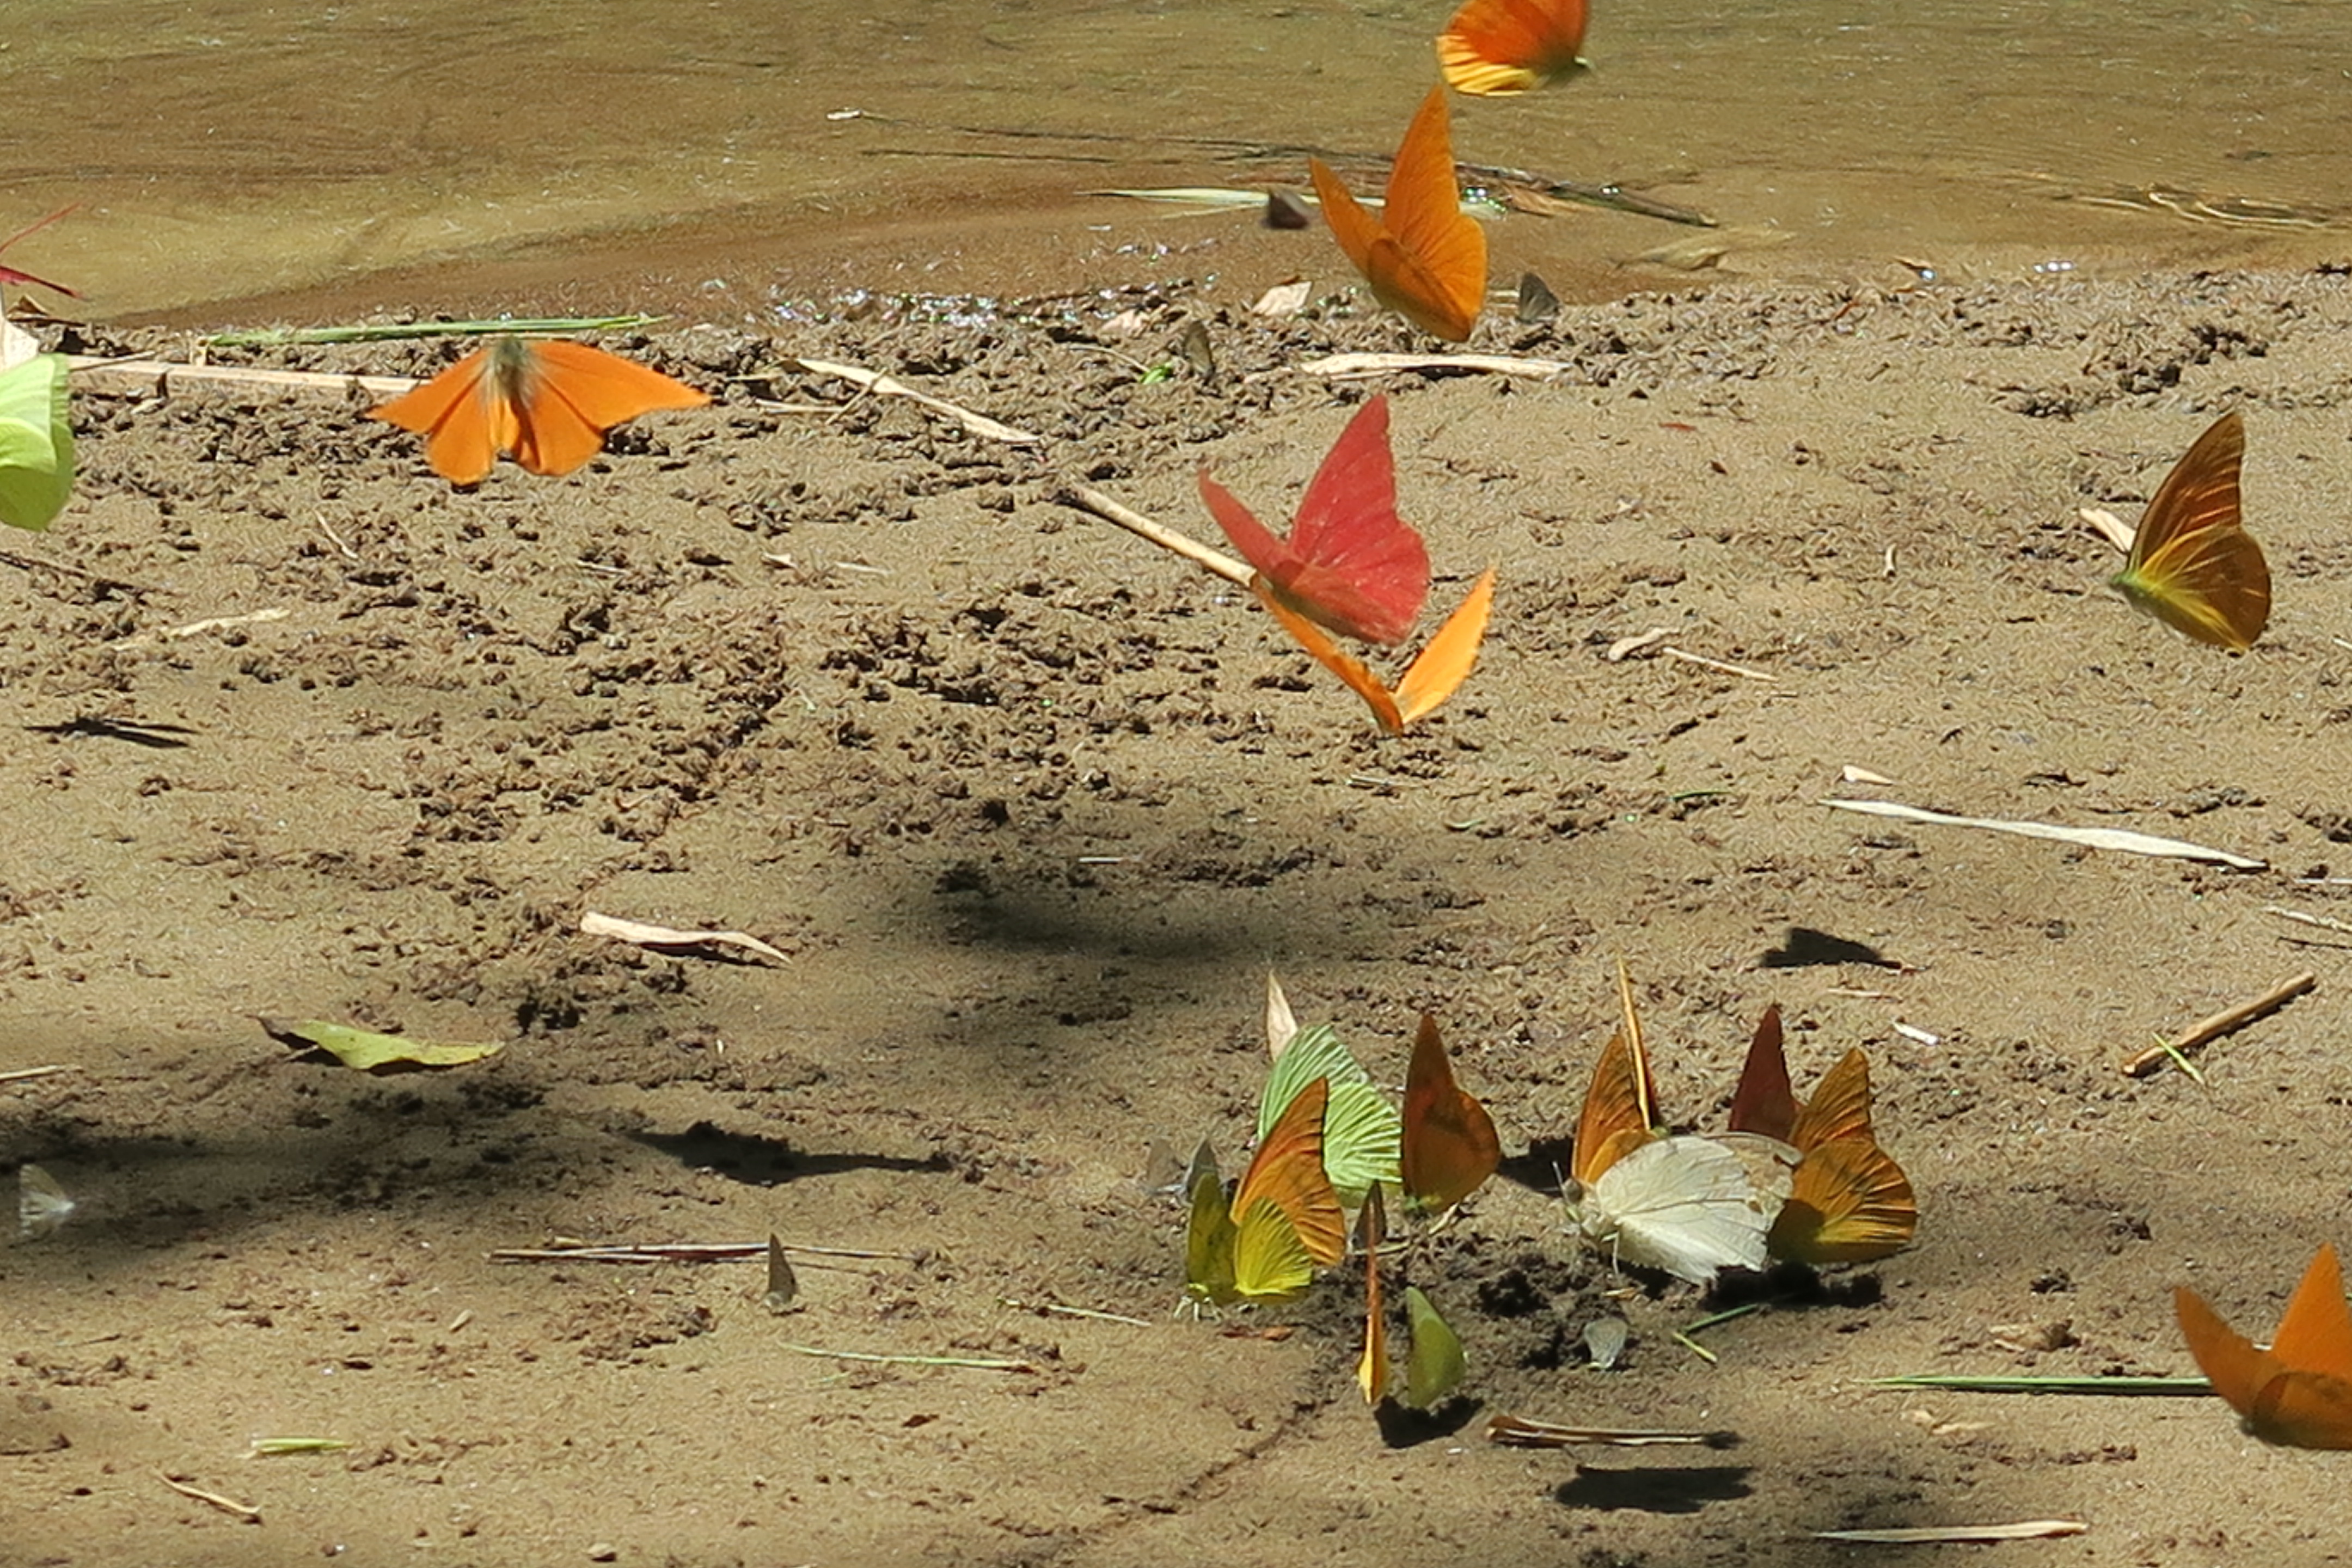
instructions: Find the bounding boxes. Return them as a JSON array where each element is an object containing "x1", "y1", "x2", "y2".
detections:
[{"x1": 263, "y1": 1018, "x2": 504, "y2": 1073}]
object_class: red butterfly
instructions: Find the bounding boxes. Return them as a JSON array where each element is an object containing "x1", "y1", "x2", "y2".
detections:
[{"x1": 1196, "y1": 395, "x2": 1430, "y2": 646}]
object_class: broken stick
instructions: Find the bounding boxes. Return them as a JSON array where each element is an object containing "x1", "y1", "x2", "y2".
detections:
[{"x1": 2120, "y1": 971, "x2": 2317, "y2": 1077}]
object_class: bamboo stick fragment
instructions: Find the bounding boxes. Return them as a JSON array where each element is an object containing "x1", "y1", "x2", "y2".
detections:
[{"x1": 2121, "y1": 971, "x2": 2317, "y2": 1077}]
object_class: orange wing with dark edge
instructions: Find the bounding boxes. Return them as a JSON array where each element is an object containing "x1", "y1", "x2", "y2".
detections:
[
  {"x1": 1234, "y1": 1076, "x2": 1346, "y2": 1267},
  {"x1": 1400, "y1": 1013, "x2": 1501, "y2": 1216},
  {"x1": 2111, "y1": 411, "x2": 2268, "y2": 651},
  {"x1": 1572, "y1": 1030, "x2": 1658, "y2": 1190},
  {"x1": 1307, "y1": 87, "x2": 1486, "y2": 342}
]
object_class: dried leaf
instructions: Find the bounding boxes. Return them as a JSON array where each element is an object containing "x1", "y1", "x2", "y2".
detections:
[
  {"x1": 1815, "y1": 1521, "x2": 2087, "y2": 1544},
  {"x1": 1822, "y1": 797, "x2": 2264, "y2": 870},
  {"x1": 580, "y1": 910, "x2": 790, "y2": 965}
]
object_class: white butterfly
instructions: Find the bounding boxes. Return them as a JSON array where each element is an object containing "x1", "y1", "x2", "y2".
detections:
[
  {"x1": 17, "y1": 1162, "x2": 74, "y2": 1241},
  {"x1": 1564, "y1": 1135, "x2": 1775, "y2": 1285}
]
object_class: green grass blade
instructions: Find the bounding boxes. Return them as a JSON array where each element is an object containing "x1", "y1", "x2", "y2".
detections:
[
  {"x1": 1866, "y1": 1374, "x2": 2211, "y2": 1395},
  {"x1": 203, "y1": 315, "x2": 667, "y2": 348}
]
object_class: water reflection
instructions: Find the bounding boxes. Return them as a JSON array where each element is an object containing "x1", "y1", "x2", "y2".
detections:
[{"x1": 7, "y1": 0, "x2": 2347, "y2": 322}]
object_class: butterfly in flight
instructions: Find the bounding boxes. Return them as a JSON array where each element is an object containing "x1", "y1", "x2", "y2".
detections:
[
  {"x1": 2109, "y1": 411, "x2": 2269, "y2": 651},
  {"x1": 369, "y1": 336, "x2": 708, "y2": 486},
  {"x1": 2176, "y1": 1242, "x2": 2352, "y2": 1449},
  {"x1": 1198, "y1": 395, "x2": 1429, "y2": 646},
  {"x1": 1438, "y1": 0, "x2": 1592, "y2": 97},
  {"x1": 1308, "y1": 87, "x2": 1488, "y2": 342}
]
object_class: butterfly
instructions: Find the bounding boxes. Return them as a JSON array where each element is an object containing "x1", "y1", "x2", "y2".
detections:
[
  {"x1": 1260, "y1": 1018, "x2": 1402, "y2": 1210},
  {"x1": 0, "y1": 353, "x2": 74, "y2": 532},
  {"x1": 1438, "y1": 0, "x2": 1592, "y2": 97},
  {"x1": 1198, "y1": 395, "x2": 1430, "y2": 645},
  {"x1": 1308, "y1": 86, "x2": 1489, "y2": 342},
  {"x1": 1401, "y1": 1012, "x2": 1500, "y2": 1217},
  {"x1": 17, "y1": 1162, "x2": 74, "y2": 1241},
  {"x1": 2176, "y1": 1242, "x2": 2352, "y2": 1449},
  {"x1": 1186, "y1": 1077, "x2": 1346, "y2": 1307},
  {"x1": 0, "y1": 207, "x2": 82, "y2": 299},
  {"x1": 1727, "y1": 1006, "x2": 1918, "y2": 1265},
  {"x1": 1358, "y1": 1183, "x2": 1391, "y2": 1404},
  {"x1": 2109, "y1": 411, "x2": 2269, "y2": 651},
  {"x1": 1564, "y1": 966, "x2": 1772, "y2": 1284},
  {"x1": 1255, "y1": 567, "x2": 1496, "y2": 734},
  {"x1": 367, "y1": 336, "x2": 709, "y2": 486}
]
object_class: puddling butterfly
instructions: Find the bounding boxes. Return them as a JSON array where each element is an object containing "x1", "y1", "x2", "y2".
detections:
[
  {"x1": 1185, "y1": 1077, "x2": 1346, "y2": 1308},
  {"x1": 2176, "y1": 1242, "x2": 2352, "y2": 1450},
  {"x1": 1728, "y1": 1004, "x2": 1917, "y2": 1265},
  {"x1": 369, "y1": 336, "x2": 708, "y2": 486},
  {"x1": 2108, "y1": 411, "x2": 2269, "y2": 651}
]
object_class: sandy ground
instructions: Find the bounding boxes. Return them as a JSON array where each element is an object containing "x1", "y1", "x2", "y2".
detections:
[{"x1": 7, "y1": 268, "x2": 2352, "y2": 1567}]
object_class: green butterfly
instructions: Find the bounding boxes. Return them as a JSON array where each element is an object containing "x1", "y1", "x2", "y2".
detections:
[
  {"x1": 1259, "y1": 1022, "x2": 1401, "y2": 1209},
  {"x1": 0, "y1": 354, "x2": 73, "y2": 531}
]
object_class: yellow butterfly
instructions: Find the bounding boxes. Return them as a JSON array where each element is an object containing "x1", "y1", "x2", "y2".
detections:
[
  {"x1": 2110, "y1": 411, "x2": 2269, "y2": 651},
  {"x1": 1186, "y1": 1078, "x2": 1346, "y2": 1307}
]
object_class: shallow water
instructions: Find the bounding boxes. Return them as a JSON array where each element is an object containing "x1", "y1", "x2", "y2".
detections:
[{"x1": 10, "y1": 0, "x2": 2349, "y2": 323}]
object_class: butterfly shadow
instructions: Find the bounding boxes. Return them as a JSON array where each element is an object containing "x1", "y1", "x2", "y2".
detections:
[
  {"x1": 1709, "y1": 1262, "x2": 1888, "y2": 1313},
  {"x1": 1373, "y1": 1395, "x2": 1483, "y2": 1449},
  {"x1": 1496, "y1": 1137, "x2": 1571, "y2": 1197},
  {"x1": 1760, "y1": 926, "x2": 1902, "y2": 970},
  {"x1": 25, "y1": 715, "x2": 197, "y2": 749},
  {"x1": 1551, "y1": 1460, "x2": 1754, "y2": 1515},
  {"x1": 626, "y1": 1120, "x2": 950, "y2": 1187}
]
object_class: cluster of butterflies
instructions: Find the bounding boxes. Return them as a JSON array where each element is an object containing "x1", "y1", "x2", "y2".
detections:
[
  {"x1": 1180, "y1": 971, "x2": 1919, "y2": 1409},
  {"x1": 1564, "y1": 969, "x2": 1916, "y2": 1284},
  {"x1": 1181, "y1": 988, "x2": 1502, "y2": 1408}
]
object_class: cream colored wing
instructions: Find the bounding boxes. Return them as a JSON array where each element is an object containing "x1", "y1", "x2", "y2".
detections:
[{"x1": 1577, "y1": 1136, "x2": 1770, "y2": 1285}]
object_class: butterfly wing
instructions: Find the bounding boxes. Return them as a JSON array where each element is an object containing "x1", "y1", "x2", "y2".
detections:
[
  {"x1": 1257, "y1": 1022, "x2": 1400, "y2": 1210},
  {"x1": 1403, "y1": 1285, "x2": 1467, "y2": 1407},
  {"x1": 17, "y1": 1162, "x2": 74, "y2": 1240},
  {"x1": 1790, "y1": 1048, "x2": 1878, "y2": 1152},
  {"x1": 2248, "y1": 1246, "x2": 2352, "y2": 1447},
  {"x1": 1572, "y1": 1030, "x2": 1658, "y2": 1189},
  {"x1": 2177, "y1": 1283, "x2": 2286, "y2": 1426},
  {"x1": 1581, "y1": 1135, "x2": 1771, "y2": 1285},
  {"x1": 1357, "y1": 1184, "x2": 1389, "y2": 1404},
  {"x1": 2111, "y1": 411, "x2": 2268, "y2": 651},
  {"x1": 1727, "y1": 1003, "x2": 1798, "y2": 1141},
  {"x1": 1236, "y1": 1076, "x2": 1347, "y2": 1266},
  {"x1": 1437, "y1": 0, "x2": 1591, "y2": 97},
  {"x1": 1369, "y1": 88, "x2": 1487, "y2": 343},
  {"x1": 1308, "y1": 156, "x2": 1385, "y2": 287},
  {"x1": 0, "y1": 354, "x2": 74, "y2": 531},
  {"x1": 1768, "y1": 1138, "x2": 1917, "y2": 1264},
  {"x1": 1183, "y1": 1153, "x2": 1239, "y2": 1307},
  {"x1": 1393, "y1": 568, "x2": 1496, "y2": 725},
  {"x1": 503, "y1": 339, "x2": 708, "y2": 479},
  {"x1": 1254, "y1": 583, "x2": 1409, "y2": 733},
  {"x1": 368, "y1": 347, "x2": 501, "y2": 485},
  {"x1": 1400, "y1": 1012, "x2": 1502, "y2": 1216},
  {"x1": 1229, "y1": 1196, "x2": 1318, "y2": 1303},
  {"x1": 1270, "y1": 396, "x2": 1430, "y2": 646}
]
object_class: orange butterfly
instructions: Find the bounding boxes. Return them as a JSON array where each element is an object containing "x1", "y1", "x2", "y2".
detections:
[
  {"x1": 1727, "y1": 1007, "x2": 1916, "y2": 1264},
  {"x1": 2177, "y1": 1243, "x2": 2352, "y2": 1449},
  {"x1": 1357, "y1": 1182, "x2": 1391, "y2": 1404},
  {"x1": 369, "y1": 336, "x2": 708, "y2": 486},
  {"x1": 1308, "y1": 87, "x2": 1488, "y2": 342},
  {"x1": 1438, "y1": 0, "x2": 1591, "y2": 97},
  {"x1": 2109, "y1": 411, "x2": 2269, "y2": 651},
  {"x1": 1400, "y1": 1013, "x2": 1501, "y2": 1217},
  {"x1": 1256, "y1": 567, "x2": 1494, "y2": 733},
  {"x1": 1570, "y1": 963, "x2": 1661, "y2": 1189}
]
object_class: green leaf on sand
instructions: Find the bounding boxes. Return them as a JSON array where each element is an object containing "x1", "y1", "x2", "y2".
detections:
[{"x1": 264, "y1": 1018, "x2": 504, "y2": 1073}]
